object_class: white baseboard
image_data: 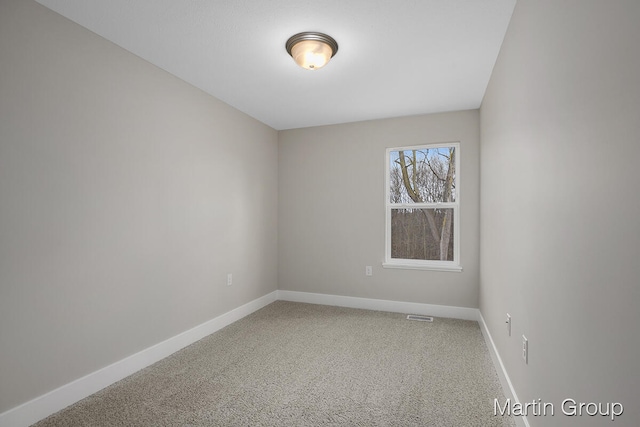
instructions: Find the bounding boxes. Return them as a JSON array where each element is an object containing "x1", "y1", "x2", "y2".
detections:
[
  {"x1": 0, "y1": 291, "x2": 278, "y2": 427},
  {"x1": 277, "y1": 290, "x2": 480, "y2": 321},
  {"x1": 3, "y1": 290, "x2": 523, "y2": 427},
  {"x1": 478, "y1": 312, "x2": 529, "y2": 427}
]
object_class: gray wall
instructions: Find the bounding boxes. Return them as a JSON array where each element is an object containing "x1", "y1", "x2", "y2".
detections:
[
  {"x1": 480, "y1": 1, "x2": 640, "y2": 426},
  {"x1": 279, "y1": 111, "x2": 480, "y2": 308},
  {"x1": 0, "y1": 0, "x2": 278, "y2": 412}
]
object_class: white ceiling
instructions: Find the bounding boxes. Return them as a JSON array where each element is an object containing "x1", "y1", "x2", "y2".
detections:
[{"x1": 35, "y1": 0, "x2": 516, "y2": 130}]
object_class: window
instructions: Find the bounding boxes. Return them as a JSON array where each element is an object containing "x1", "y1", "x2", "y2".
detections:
[{"x1": 384, "y1": 143, "x2": 461, "y2": 271}]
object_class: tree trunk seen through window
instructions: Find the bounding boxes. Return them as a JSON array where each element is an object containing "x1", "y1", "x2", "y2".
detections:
[{"x1": 391, "y1": 148, "x2": 455, "y2": 261}]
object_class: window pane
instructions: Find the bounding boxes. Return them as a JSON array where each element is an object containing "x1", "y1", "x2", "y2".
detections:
[
  {"x1": 391, "y1": 208, "x2": 454, "y2": 261},
  {"x1": 389, "y1": 147, "x2": 456, "y2": 203}
]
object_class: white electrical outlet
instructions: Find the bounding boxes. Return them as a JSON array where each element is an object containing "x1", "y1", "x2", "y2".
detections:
[
  {"x1": 506, "y1": 313, "x2": 511, "y2": 336},
  {"x1": 227, "y1": 273, "x2": 232, "y2": 286},
  {"x1": 522, "y1": 335, "x2": 528, "y2": 364},
  {"x1": 365, "y1": 266, "x2": 373, "y2": 276}
]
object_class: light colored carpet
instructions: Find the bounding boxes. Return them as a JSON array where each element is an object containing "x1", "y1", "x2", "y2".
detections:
[{"x1": 34, "y1": 301, "x2": 515, "y2": 426}]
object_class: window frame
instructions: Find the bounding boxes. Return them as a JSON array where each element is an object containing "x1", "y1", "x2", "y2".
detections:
[{"x1": 383, "y1": 142, "x2": 462, "y2": 272}]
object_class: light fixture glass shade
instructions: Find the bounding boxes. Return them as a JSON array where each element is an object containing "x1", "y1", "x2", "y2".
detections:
[
  {"x1": 286, "y1": 32, "x2": 338, "y2": 70},
  {"x1": 290, "y1": 39, "x2": 333, "y2": 70}
]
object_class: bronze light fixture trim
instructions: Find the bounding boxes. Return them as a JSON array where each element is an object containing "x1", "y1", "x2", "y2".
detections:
[{"x1": 285, "y1": 32, "x2": 339, "y2": 70}]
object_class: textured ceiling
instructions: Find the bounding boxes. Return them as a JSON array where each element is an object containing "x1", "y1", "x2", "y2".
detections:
[{"x1": 35, "y1": 0, "x2": 516, "y2": 130}]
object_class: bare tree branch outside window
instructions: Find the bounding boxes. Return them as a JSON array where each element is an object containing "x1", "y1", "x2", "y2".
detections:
[{"x1": 388, "y1": 146, "x2": 457, "y2": 262}]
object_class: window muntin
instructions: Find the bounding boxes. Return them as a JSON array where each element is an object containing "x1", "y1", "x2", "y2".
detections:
[{"x1": 385, "y1": 143, "x2": 461, "y2": 271}]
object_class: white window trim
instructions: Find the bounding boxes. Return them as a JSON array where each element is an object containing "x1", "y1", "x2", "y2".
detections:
[{"x1": 384, "y1": 142, "x2": 462, "y2": 272}]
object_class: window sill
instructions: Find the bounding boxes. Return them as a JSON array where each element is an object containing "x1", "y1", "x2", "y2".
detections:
[{"x1": 382, "y1": 262, "x2": 463, "y2": 272}]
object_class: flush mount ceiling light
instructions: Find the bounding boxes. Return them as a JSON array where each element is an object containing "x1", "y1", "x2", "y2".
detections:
[{"x1": 285, "y1": 32, "x2": 338, "y2": 70}]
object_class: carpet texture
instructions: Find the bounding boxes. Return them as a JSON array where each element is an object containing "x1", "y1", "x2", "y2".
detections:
[{"x1": 33, "y1": 301, "x2": 515, "y2": 426}]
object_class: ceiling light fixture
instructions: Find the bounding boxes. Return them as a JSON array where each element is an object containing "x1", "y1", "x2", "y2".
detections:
[{"x1": 285, "y1": 32, "x2": 338, "y2": 70}]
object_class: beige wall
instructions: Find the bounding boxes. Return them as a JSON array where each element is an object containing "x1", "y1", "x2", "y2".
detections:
[
  {"x1": 278, "y1": 110, "x2": 480, "y2": 308},
  {"x1": 0, "y1": 0, "x2": 278, "y2": 412},
  {"x1": 480, "y1": 1, "x2": 640, "y2": 426},
  {"x1": 6, "y1": 0, "x2": 638, "y2": 422}
]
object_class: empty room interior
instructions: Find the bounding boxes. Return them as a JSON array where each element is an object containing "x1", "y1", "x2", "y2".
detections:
[{"x1": 1, "y1": 0, "x2": 638, "y2": 426}]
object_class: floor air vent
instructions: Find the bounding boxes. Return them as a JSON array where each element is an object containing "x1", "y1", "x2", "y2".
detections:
[{"x1": 406, "y1": 314, "x2": 434, "y2": 322}]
